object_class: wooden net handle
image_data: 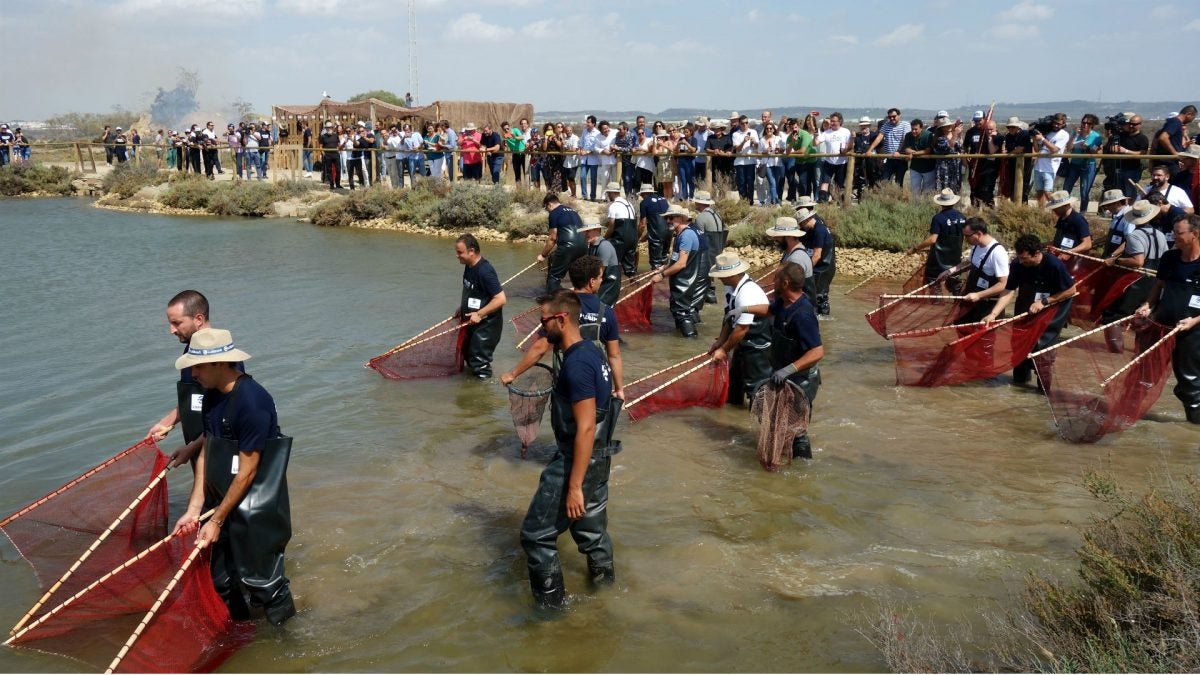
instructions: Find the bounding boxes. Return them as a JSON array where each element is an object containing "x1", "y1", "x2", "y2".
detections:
[
  {"x1": 625, "y1": 359, "x2": 713, "y2": 409},
  {"x1": 1100, "y1": 324, "x2": 1184, "y2": 388},
  {"x1": 104, "y1": 543, "x2": 205, "y2": 674}
]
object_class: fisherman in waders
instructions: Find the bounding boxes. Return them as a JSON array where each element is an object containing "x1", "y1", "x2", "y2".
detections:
[
  {"x1": 603, "y1": 181, "x2": 639, "y2": 276},
  {"x1": 694, "y1": 190, "x2": 727, "y2": 304},
  {"x1": 1136, "y1": 214, "x2": 1200, "y2": 423},
  {"x1": 767, "y1": 262, "x2": 824, "y2": 458},
  {"x1": 519, "y1": 289, "x2": 621, "y2": 607},
  {"x1": 539, "y1": 193, "x2": 586, "y2": 292},
  {"x1": 908, "y1": 188, "x2": 967, "y2": 292},
  {"x1": 939, "y1": 218, "x2": 1011, "y2": 324},
  {"x1": 455, "y1": 233, "x2": 507, "y2": 379},
  {"x1": 707, "y1": 250, "x2": 772, "y2": 407},
  {"x1": 766, "y1": 216, "x2": 814, "y2": 301},
  {"x1": 795, "y1": 202, "x2": 836, "y2": 317},
  {"x1": 639, "y1": 183, "x2": 670, "y2": 269},
  {"x1": 172, "y1": 328, "x2": 296, "y2": 626},
  {"x1": 651, "y1": 205, "x2": 708, "y2": 337},
  {"x1": 579, "y1": 222, "x2": 622, "y2": 307}
]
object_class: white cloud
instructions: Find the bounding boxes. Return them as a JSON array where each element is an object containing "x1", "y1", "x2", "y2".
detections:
[
  {"x1": 748, "y1": 8, "x2": 760, "y2": 21},
  {"x1": 997, "y1": 1, "x2": 1054, "y2": 21},
  {"x1": 875, "y1": 23, "x2": 924, "y2": 47},
  {"x1": 274, "y1": 0, "x2": 344, "y2": 15},
  {"x1": 1150, "y1": 4, "x2": 1175, "y2": 19},
  {"x1": 115, "y1": 0, "x2": 264, "y2": 17},
  {"x1": 445, "y1": 12, "x2": 513, "y2": 42},
  {"x1": 989, "y1": 23, "x2": 1037, "y2": 40},
  {"x1": 828, "y1": 34, "x2": 859, "y2": 46},
  {"x1": 1185, "y1": 18, "x2": 1200, "y2": 31}
]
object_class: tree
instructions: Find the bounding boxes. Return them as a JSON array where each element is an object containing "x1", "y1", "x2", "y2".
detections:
[
  {"x1": 347, "y1": 90, "x2": 405, "y2": 106},
  {"x1": 149, "y1": 68, "x2": 201, "y2": 130},
  {"x1": 230, "y1": 97, "x2": 256, "y2": 123}
]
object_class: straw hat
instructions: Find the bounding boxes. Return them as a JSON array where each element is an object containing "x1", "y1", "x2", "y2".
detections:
[
  {"x1": 1005, "y1": 116, "x2": 1022, "y2": 128},
  {"x1": 578, "y1": 222, "x2": 604, "y2": 232},
  {"x1": 692, "y1": 190, "x2": 714, "y2": 205},
  {"x1": 1181, "y1": 145, "x2": 1200, "y2": 160},
  {"x1": 709, "y1": 251, "x2": 751, "y2": 278},
  {"x1": 933, "y1": 188, "x2": 960, "y2": 206},
  {"x1": 1126, "y1": 200, "x2": 1157, "y2": 225},
  {"x1": 935, "y1": 118, "x2": 956, "y2": 129},
  {"x1": 638, "y1": 183, "x2": 656, "y2": 194},
  {"x1": 465, "y1": 122, "x2": 477, "y2": 131},
  {"x1": 794, "y1": 195, "x2": 818, "y2": 210},
  {"x1": 766, "y1": 216, "x2": 803, "y2": 237},
  {"x1": 793, "y1": 208, "x2": 817, "y2": 224},
  {"x1": 1045, "y1": 190, "x2": 1076, "y2": 211},
  {"x1": 696, "y1": 116, "x2": 710, "y2": 125},
  {"x1": 1098, "y1": 189, "x2": 1127, "y2": 207},
  {"x1": 603, "y1": 181, "x2": 622, "y2": 193},
  {"x1": 175, "y1": 328, "x2": 251, "y2": 370},
  {"x1": 664, "y1": 205, "x2": 691, "y2": 220},
  {"x1": 858, "y1": 116, "x2": 872, "y2": 126}
]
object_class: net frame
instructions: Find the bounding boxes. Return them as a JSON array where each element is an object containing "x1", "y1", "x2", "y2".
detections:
[
  {"x1": 624, "y1": 353, "x2": 730, "y2": 423},
  {"x1": 506, "y1": 362, "x2": 556, "y2": 454},
  {"x1": 365, "y1": 317, "x2": 468, "y2": 380}
]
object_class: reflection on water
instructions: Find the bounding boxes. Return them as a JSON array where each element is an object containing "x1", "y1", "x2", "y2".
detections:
[{"x1": 0, "y1": 199, "x2": 1197, "y2": 673}]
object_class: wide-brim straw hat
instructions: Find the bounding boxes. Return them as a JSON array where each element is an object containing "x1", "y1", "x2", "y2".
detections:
[
  {"x1": 603, "y1": 181, "x2": 622, "y2": 193},
  {"x1": 578, "y1": 222, "x2": 604, "y2": 232},
  {"x1": 692, "y1": 190, "x2": 714, "y2": 205},
  {"x1": 766, "y1": 216, "x2": 804, "y2": 237},
  {"x1": 638, "y1": 183, "x2": 656, "y2": 194},
  {"x1": 175, "y1": 328, "x2": 251, "y2": 370},
  {"x1": 1126, "y1": 200, "x2": 1157, "y2": 225},
  {"x1": 1005, "y1": 116, "x2": 1022, "y2": 128},
  {"x1": 1098, "y1": 189, "x2": 1127, "y2": 207},
  {"x1": 1045, "y1": 190, "x2": 1077, "y2": 211},
  {"x1": 664, "y1": 205, "x2": 691, "y2": 220},
  {"x1": 794, "y1": 195, "x2": 818, "y2": 210},
  {"x1": 465, "y1": 122, "x2": 477, "y2": 131},
  {"x1": 709, "y1": 251, "x2": 751, "y2": 278},
  {"x1": 933, "y1": 188, "x2": 960, "y2": 206},
  {"x1": 793, "y1": 208, "x2": 817, "y2": 224},
  {"x1": 935, "y1": 118, "x2": 956, "y2": 129}
]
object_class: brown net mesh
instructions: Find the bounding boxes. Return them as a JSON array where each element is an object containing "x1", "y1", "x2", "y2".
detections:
[
  {"x1": 750, "y1": 381, "x2": 811, "y2": 472},
  {"x1": 1033, "y1": 318, "x2": 1178, "y2": 442},
  {"x1": 624, "y1": 354, "x2": 730, "y2": 423},
  {"x1": 865, "y1": 293, "x2": 974, "y2": 339},
  {"x1": 614, "y1": 278, "x2": 655, "y2": 332},
  {"x1": 892, "y1": 309, "x2": 1059, "y2": 387},
  {"x1": 1061, "y1": 256, "x2": 1144, "y2": 328},
  {"x1": 366, "y1": 317, "x2": 467, "y2": 379},
  {"x1": 507, "y1": 363, "x2": 555, "y2": 454},
  {"x1": 510, "y1": 305, "x2": 544, "y2": 350}
]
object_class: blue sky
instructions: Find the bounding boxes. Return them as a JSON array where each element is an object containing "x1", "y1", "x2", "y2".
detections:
[{"x1": 1, "y1": 0, "x2": 1197, "y2": 120}]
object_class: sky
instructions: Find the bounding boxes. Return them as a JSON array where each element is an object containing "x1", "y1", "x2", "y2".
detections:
[{"x1": 2, "y1": 0, "x2": 1198, "y2": 121}]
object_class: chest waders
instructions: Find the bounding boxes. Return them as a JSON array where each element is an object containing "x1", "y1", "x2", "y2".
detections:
[
  {"x1": 609, "y1": 206, "x2": 639, "y2": 276},
  {"x1": 669, "y1": 232, "x2": 708, "y2": 337},
  {"x1": 726, "y1": 281, "x2": 774, "y2": 407},
  {"x1": 1154, "y1": 262, "x2": 1200, "y2": 421},
  {"x1": 958, "y1": 242, "x2": 1003, "y2": 325},
  {"x1": 177, "y1": 379, "x2": 206, "y2": 445},
  {"x1": 547, "y1": 222, "x2": 586, "y2": 292},
  {"x1": 1011, "y1": 268, "x2": 1075, "y2": 386},
  {"x1": 1102, "y1": 216, "x2": 1127, "y2": 258},
  {"x1": 770, "y1": 302, "x2": 821, "y2": 458},
  {"x1": 520, "y1": 342, "x2": 622, "y2": 607},
  {"x1": 703, "y1": 216, "x2": 729, "y2": 304},
  {"x1": 461, "y1": 277, "x2": 502, "y2": 378},
  {"x1": 588, "y1": 241, "x2": 622, "y2": 307},
  {"x1": 203, "y1": 377, "x2": 295, "y2": 625},
  {"x1": 925, "y1": 228, "x2": 964, "y2": 293},
  {"x1": 645, "y1": 211, "x2": 670, "y2": 269},
  {"x1": 1107, "y1": 232, "x2": 1164, "y2": 320}
]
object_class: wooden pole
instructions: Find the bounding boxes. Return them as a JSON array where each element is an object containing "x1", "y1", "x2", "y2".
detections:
[
  {"x1": 1014, "y1": 154, "x2": 1026, "y2": 205},
  {"x1": 843, "y1": 153, "x2": 856, "y2": 206},
  {"x1": 625, "y1": 359, "x2": 714, "y2": 410},
  {"x1": 104, "y1": 544, "x2": 205, "y2": 674},
  {"x1": 86, "y1": 144, "x2": 97, "y2": 173},
  {"x1": 73, "y1": 143, "x2": 84, "y2": 174},
  {"x1": 625, "y1": 352, "x2": 707, "y2": 390},
  {"x1": 1028, "y1": 315, "x2": 1136, "y2": 358},
  {"x1": 1100, "y1": 324, "x2": 1184, "y2": 388}
]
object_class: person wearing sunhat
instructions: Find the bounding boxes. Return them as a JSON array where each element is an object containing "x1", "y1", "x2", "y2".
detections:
[
  {"x1": 908, "y1": 189, "x2": 968, "y2": 290},
  {"x1": 852, "y1": 115, "x2": 879, "y2": 198},
  {"x1": 578, "y1": 222, "x2": 621, "y2": 306},
  {"x1": 766, "y1": 261, "x2": 825, "y2": 459},
  {"x1": 1045, "y1": 190, "x2": 1092, "y2": 261},
  {"x1": 171, "y1": 327, "x2": 296, "y2": 626},
  {"x1": 318, "y1": 120, "x2": 341, "y2": 189},
  {"x1": 652, "y1": 204, "x2": 707, "y2": 337},
  {"x1": 1000, "y1": 116, "x2": 1032, "y2": 204},
  {"x1": 694, "y1": 190, "x2": 727, "y2": 303},
  {"x1": 765, "y1": 216, "x2": 814, "y2": 296},
  {"x1": 1100, "y1": 200, "x2": 1168, "y2": 329},
  {"x1": 1098, "y1": 189, "x2": 1133, "y2": 258},
  {"x1": 638, "y1": 182, "x2": 671, "y2": 269},
  {"x1": 796, "y1": 204, "x2": 836, "y2": 317},
  {"x1": 707, "y1": 251, "x2": 772, "y2": 406},
  {"x1": 603, "y1": 181, "x2": 638, "y2": 276}
]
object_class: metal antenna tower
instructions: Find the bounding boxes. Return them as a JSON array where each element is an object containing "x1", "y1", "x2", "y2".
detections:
[{"x1": 408, "y1": 0, "x2": 419, "y2": 105}]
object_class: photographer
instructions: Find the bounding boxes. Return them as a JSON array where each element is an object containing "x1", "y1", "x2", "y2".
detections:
[
  {"x1": 1030, "y1": 113, "x2": 1069, "y2": 207},
  {"x1": 1107, "y1": 114, "x2": 1149, "y2": 200}
]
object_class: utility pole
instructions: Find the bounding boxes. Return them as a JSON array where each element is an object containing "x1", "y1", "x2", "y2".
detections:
[{"x1": 408, "y1": 0, "x2": 419, "y2": 105}]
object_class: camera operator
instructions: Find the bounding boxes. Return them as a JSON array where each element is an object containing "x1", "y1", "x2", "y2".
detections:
[
  {"x1": 1107, "y1": 114, "x2": 1149, "y2": 200},
  {"x1": 1030, "y1": 113, "x2": 1069, "y2": 207}
]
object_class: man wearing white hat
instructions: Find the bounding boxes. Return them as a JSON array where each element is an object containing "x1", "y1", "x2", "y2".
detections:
[
  {"x1": 603, "y1": 181, "x2": 638, "y2": 276},
  {"x1": 318, "y1": 121, "x2": 342, "y2": 189},
  {"x1": 694, "y1": 190, "x2": 726, "y2": 303},
  {"x1": 1001, "y1": 117, "x2": 1032, "y2": 204},
  {"x1": 652, "y1": 205, "x2": 706, "y2": 337},
  {"x1": 579, "y1": 222, "x2": 621, "y2": 306},
  {"x1": 638, "y1": 182, "x2": 670, "y2": 269},
  {"x1": 1045, "y1": 190, "x2": 1092, "y2": 259},
  {"x1": 765, "y1": 216, "x2": 814, "y2": 291},
  {"x1": 1098, "y1": 189, "x2": 1133, "y2": 258},
  {"x1": 909, "y1": 189, "x2": 968, "y2": 290},
  {"x1": 171, "y1": 327, "x2": 296, "y2": 626},
  {"x1": 1100, "y1": 200, "x2": 1167, "y2": 329},
  {"x1": 708, "y1": 251, "x2": 772, "y2": 406},
  {"x1": 852, "y1": 116, "x2": 879, "y2": 198},
  {"x1": 797, "y1": 206, "x2": 836, "y2": 316}
]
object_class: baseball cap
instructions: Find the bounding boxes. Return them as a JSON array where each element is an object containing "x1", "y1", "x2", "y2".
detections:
[{"x1": 972, "y1": 110, "x2": 984, "y2": 120}]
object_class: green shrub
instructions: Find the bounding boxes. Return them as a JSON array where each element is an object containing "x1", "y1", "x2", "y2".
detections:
[
  {"x1": 433, "y1": 183, "x2": 511, "y2": 232},
  {"x1": 509, "y1": 185, "x2": 547, "y2": 213},
  {"x1": 102, "y1": 163, "x2": 167, "y2": 198},
  {"x1": 273, "y1": 178, "x2": 314, "y2": 199},
  {"x1": 989, "y1": 200, "x2": 1056, "y2": 245},
  {"x1": 343, "y1": 185, "x2": 407, "y2": 220},
  {"x1": 391, "y1": 184, "x2": 441, "y2": 225},
  {"x1": 207, "y1": 181, "x2": 279, "y2": 217},
  {"x1": 824, "y1": 188, "x2": 936, "y2": 252},
  {"x1": 500, "y1": 211, "x2": 547, "y2": 239},
  {"x1": 309, "y1": 196, "x2": 353, "y2": 227},
  {"x1": 0, "y1": 163, "x2": 77, "y2": 196},
  {"x1": 159, "y1": 174, "x2": 217, "y2": 210}
]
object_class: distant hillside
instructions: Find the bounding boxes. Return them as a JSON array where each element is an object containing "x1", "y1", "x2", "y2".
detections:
[{"x1": 539, "y1": 100, "x2": 1194, "y2": 125}]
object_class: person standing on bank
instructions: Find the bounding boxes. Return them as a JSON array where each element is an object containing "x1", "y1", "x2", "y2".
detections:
[
  {"x1": 708, "y1": 251, "x2": 772, "y2": 407},
  {"x1": 455, "y1": 233, "x2": 507, "y2": 380},
  {"x1": 1135, "y1": 214, "x2": 1200, "y2": 423},
  {"x1": 539, "y1": 193, "x2": 586, "y2": 292},
  {"x1": 171, "y1": 328, "x2": 296, "y2": 626},
  {"x1": 520, "y1": 289, "x2": 620, "y2": 608},
  {"x1": 909, "y1": 189, "x2": 967, "y2": 290},
  {"x1": 652, "y1": 205, "x2": 707, "y2": 337},
  {"x1": 767, "y1": 262, "x2": 824, "y2": 459},
  {"x1": 579, "y1": 222, "x2": 621, "y2": 306}
]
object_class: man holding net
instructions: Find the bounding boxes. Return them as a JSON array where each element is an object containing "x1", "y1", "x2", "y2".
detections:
[
  {"x1": 707, "y1": 251, "x2": 772, "y2": 407},
  {"x1": 171, "y1": 328, "x2": 296, "y2": 626},
  {"x1": 538, "y1": 193, "x2": 586, "y2": 292},
  {"x1": 908, "y1": 189, "x2": 967, "y2": 291},
  {"x1": 651, "y1": 205, "x2": 707, "y2": 337},
  {"x1": 455, "y1": 233, "x2": 507, "y2": 380},
  {"x1": 519, "y1": 289, "x2": 621, "y2": 608},
  {"x1": 939, "y1": 218, "x2": 1011, "y2": 324},
  {"x1": 767, "y1": 262, "x2": 824, "y2": 459}
]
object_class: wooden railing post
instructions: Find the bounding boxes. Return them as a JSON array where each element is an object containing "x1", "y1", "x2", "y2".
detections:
[
  {"x1": 843, "y1": 154, "x2": 856, "y2": 206},
  {"x1": 1014, "y1": 155, "x2": 1026, "y2": 205}
]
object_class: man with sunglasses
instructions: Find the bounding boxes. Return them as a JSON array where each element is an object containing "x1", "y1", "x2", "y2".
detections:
[
  {"x1": 865, "y1": 108, "x2": 910, "y2": 186},
  {"x1": 1113, "y1": 114, "x2": 1150, "y2": 200}
]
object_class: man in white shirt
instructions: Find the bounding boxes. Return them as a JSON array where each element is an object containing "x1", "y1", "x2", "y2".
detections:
[
  {"x1": 385, "y1": 127, "x2": 404, "y2": 187},
  {"x1": 707, "y1": 250, "x2": 772, "y2": 406},
  {"x1": 1144, "y1": 164, "x2": 1195, "y2": 214},
  {"x1": 579, "y1": 115, "x2": 602, "y2": 201},
  {"x1": 1031, "y1": 113, "x2": 1069, "y2": 207},
  {"x1": 938, "y1": 217, "x2": 1010, "y2": 324},
  {"x1": 692, "y1": 116, "x2": 712, "y2": 184},
  {"x1": 731, "y1": 113, "x2": 759, "y2": 202},
  {"x1": 816, "y1": 112, "x2": 851, "y2": 203},
  {"x1": 595, "y1": 120, "x2": 618, "y2": 195}
]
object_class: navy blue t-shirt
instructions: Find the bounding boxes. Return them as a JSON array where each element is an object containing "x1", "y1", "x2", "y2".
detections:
[
  {"x1": 1054, "y1": 212, "x2": 1090, "y2": 249},
  {"x1": 536, "y1": 293, "x2": 618, "y2": 343},
  {"x1": 1154, "y1": 205, "x2": 1188, "y2": 238},
  {"x1": 548, "y1": 205, "x2": 583, "y2": 238},
  {"x1": 1005, "y1": 252, "x2": 1074, "y2": 293},
  {"x1": 930, "y1": 209, "x2": 967, "y2": 236},
  {"x1": 462, "y1": 258, "x2": 502, "y2": 308},
  {"x1": 202, "y1": 375, "x2": 278, "y2": 454},
  {"x1": 803, "y1": 218, "x2": 833, "y2": 256},
  {"x1": 639, "y1": 194, "x2": 668, "y2": 220},
  {"x1": 556, "y1": 341, "x2": 612, "y2": 409},
  {"x1": 1157, "y1": 248, "x2": 1200, "y2": 285},
  {"x1": 770, "y1": 295, "x2": 822, "y2": 352}
]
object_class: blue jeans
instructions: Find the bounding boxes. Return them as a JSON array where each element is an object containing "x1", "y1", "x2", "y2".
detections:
[
  {"x1": 580, "y1": 164, "x2": 598, "y2": 199},
  {"x1": 678, "y1": 158, "x2": 695, "y2": 200},
  {"x1": 783, "y1": 158, "x2": 798, "y2": 200},
  {"x1": 734, "y1": 164, "x2": 755, "y2": 201},
  {"x1": 302, "y1": 150, "x2": 313, "y2": 172},
  {"x1": 767, "y1": 165, "x2": 785, "y2": 204},
  {"x1": 488, "y1": 155, "x2": 504, "y2": 184},
  {"x1": 1062, "y1": 162, "x2": 1097, "y2": 212},
  {"x1": 244, "y1": 151, "x2": 261, "y2": 179},
  {"x1": 257, "y1": 150, "x2": 269, "y2": 179},
  {"x1": 234, "y1": 152, "x2": 245, "y2": 178}
]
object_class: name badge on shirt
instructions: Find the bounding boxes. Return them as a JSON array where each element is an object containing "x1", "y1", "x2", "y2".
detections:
[
  {"x1": 1189, "y1": 295, "x2": 1200, "y2": 310},
  {"x1": 1110, "y1": 234, "x2": 1122, "y2": 244},
  {"x1": 467, "y1": 297, "x2": 482, "y2": 310},
  {"x1": 230, "y1": 455, "x2": 239, "y2": 474},
  {"x1": 671, "y1": 252, "x2": 680, "y2": 262},
  {"x1": 976, "y1": 277, "x2": 990, "y2": 289},
  {"x1": 1060, "y1": 237, "x2": 1075, "y2": 248},
  {"x1": 190, "y1": 393, "x2": 204, "y2": 412},
  {"x1": 1035, "y1": 292, "x2": 1050, "y2": 303}
]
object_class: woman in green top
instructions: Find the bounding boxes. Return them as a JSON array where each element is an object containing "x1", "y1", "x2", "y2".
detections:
[
  {"x1": 503, "y1": 121, "x2": 527, "y2": 184},
  {"x1": 425, "y1": 121, "x2": 446, "y2": 180},
  {"x1": 1063, "y1": 113, "x2": 1102, "y2": 213}
]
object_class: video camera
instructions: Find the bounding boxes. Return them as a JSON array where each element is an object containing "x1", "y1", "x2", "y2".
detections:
[
  {"x1": 1031, "y1": 115, "x2": 1056, "y2": 135},
  {"x1": 1103, "y1": 113, "x2": 1128, "y2": 135}
]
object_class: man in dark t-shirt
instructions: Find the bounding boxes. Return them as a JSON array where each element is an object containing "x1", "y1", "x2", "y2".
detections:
[
  {"x1": 1045, "y1": 190, "x2": 1093, "y2": 260},
  {"x1": 455, "y1": 233, "x2": 506, "y2": 379},
  {"x1": 705, "y1": 122, "x2": 734, "y2": 193},
  {"x1": 538, "y1": 193, "x2": 586, "y2": 292}
]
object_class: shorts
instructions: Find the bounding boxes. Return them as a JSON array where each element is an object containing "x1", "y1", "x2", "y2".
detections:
[{"x1": 1033, "y1": 170, "x2": 1055, "y2": 192}]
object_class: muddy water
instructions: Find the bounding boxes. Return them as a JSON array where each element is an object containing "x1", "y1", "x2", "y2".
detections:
[{"x1": 1, "y1": 198, "x2": 1196, "y2": 673}]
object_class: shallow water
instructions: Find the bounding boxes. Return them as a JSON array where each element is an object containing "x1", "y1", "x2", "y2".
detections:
[{"x1": 0, "y1": 198, "x2": 1197, "y2": 673}]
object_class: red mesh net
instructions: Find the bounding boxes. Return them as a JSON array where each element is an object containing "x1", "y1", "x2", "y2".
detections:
[
  {"x1": 1061, "y1": 256, "x2": 1143, "y2": 328},
  {"x1": 9, "y1": 535, "x2": 256, "y2": 673},
  {"x1": 866, "y1": 294, "x2": 973, "y2": 339},
  {"x1": 507, "y1": 363, "x2": 555, "y2": 454},
  {"x1": 624, "y1": 355, "x2": 729, "y2": 423},
  {"x1": 750, "y1": 381, "x2": 811, "y2": 472},
  {"x1": 892, "y1": 309, "x2": 1059, "y2": 387},
  {"x1": 1033, "y1": 318, "x2": 1177, "y2": 442},
  {"x1": 1, "y1": 439, "x2": 168, "y2": 608},
  {"x1": 510, "y1": 305, "x2": 544, "y2": 350},
  {"x1": 366, "y1": 316, "x2": 467, "y2": 379},
  {"x1": 614, "y1": 280, "x2": 655, "y2": 332},
  {"x1": 846, "y1": 259, "x2": 925, "y2": 303}
]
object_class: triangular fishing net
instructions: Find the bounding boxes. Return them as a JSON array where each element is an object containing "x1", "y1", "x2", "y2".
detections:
[
  {"x1": 367, "y1": 316, "x2": 467, "y2": 379},
  {"x1": 750, "y1": 381, "x2": 811, "y2": 472},
  {"x1": 1, "y1": 439, "x2": 169, "y2": 614},
  {"x1": 846, "y1": 259, "x2": 925, "y2": 303},
  {"x1": 614, "y1": 279, "x2": 654, "y2": 332},
  {"x1": 892, "y1": 309, "x2": 1059, "y2": 387},
  {"x1": 510, "y1": 305, "x2": 544, "y2": 350},
  {"x1": 1033, "y1": 318, "x2": 1177, "y2": 442},
  {"x1": 8, "y1": 534, "x2": 256, "y2": 673},
  {"x1": 507, "y1": 363, "x2": 555, "y2": 455},
  {"x1": 866, "y1": 294, "x2": 973, "y2": 339},
  {"x1": 624, "y1": 355, "x2": 729, "y2": 423},
  {"x1": 1061, "y1": 257, "x2": 1143, "y2": 328}
]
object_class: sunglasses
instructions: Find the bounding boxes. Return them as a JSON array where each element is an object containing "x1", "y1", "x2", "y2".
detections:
[{"x1": 539, "y1": 312, "x2": 567, "y2": 326}]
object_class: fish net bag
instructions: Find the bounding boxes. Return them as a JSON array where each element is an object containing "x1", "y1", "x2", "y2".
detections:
[
  {"x1": 614, "y1": 279, "x2": 654, "y2": 332},
  {"x1": 750, "y1": 380, "x2": 810, "y2": 472},
  {"x1": 507, "y1": 363, "x2": 556, "y2": 454},
  {"x1": 367, "y1": 317, "x2": 467, "y2": 379},
  {"x1": 624, "y1": 355, "x2": 729, "y2": 423}
]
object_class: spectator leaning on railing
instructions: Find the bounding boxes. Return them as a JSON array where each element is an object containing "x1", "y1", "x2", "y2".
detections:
[{"x1": 865, "y1": 108, "x2": 910, "y2": 185}]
